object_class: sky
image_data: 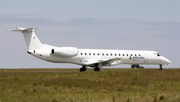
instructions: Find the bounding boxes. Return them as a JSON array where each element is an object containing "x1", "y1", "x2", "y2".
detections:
[{"x1": 0, "y1": 0, "x2": 180, "y2": 69}]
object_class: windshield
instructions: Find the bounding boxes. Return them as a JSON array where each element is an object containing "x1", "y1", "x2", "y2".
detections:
[{"x1": 157, "y1": 53, "x2": 161, "y2": 56}]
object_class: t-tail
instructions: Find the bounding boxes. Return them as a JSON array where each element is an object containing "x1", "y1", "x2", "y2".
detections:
[{"x1": 12, "y1": 27, "x2": 46, "y2": 52}]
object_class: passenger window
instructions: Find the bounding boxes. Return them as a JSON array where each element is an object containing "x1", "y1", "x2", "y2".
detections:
[
  {"x1": 131, "y1": 54, "x2": 132, "y2": 56},
  {"x1": 98, "y1": 53, "x2": 99, "y2": 56},
  {"x1": 106, "y1": 54, "x2": 108, "y2": 56},
  {"x1": 93, "y1": 53, "x2": 95, "y2": 55},
  {"x1": 89, "y1": 53, "x2": 91, "y2": 55},
  {"x1": 85, "y1": 53, "x2": 87, "y2": 55},
  {"x1": 123, "y1": 54, "x2": 124, "y2": 56},
  {"x1": 119, "y1": 54, "x2": 121, "y2": 56},
  {"x1": 135, "y1": 54, "x2": 136, "y2": 56},
  {"x1": 81, "y1": 53, "x2": 83, "y2": 55},
  {"x1": 102, "y1": 53, "x2": 104, "y2": 56},
  {"x1": 139, "y1": 54, "x2": 141, "y2": 56},
  {"x1": 111, "y1": 54, "x2": 112, "y2": 56},
  {"x1": 127, "y1": 54, "x2": 128, "y2": 56},
  {"x1": 115, "y1": 54, "x2": 116, "y2": 56}
]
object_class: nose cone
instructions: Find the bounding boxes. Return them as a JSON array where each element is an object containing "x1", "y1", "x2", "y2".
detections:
[{"x1": 161, "y1": 57, "x2": 171, "y2": 65}]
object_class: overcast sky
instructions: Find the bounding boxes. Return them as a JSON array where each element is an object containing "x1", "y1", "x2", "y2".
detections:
[{"x1": 1, "y1": 0, "x2": 180, "y2": 69}]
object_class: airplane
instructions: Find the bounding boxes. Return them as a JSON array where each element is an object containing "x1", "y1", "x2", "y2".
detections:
[{"x1": 12, "y1": 27, "x2": 171, "y2": 71}]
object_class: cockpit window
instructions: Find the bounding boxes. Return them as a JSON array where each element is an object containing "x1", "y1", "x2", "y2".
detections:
[{"x1": 157, "y1": 53, "x2": 160, "y2": 56}]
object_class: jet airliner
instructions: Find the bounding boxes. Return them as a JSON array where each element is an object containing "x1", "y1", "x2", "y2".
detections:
[{"x1": 12, "y1": 27, "x2": 171, "y2": 71}]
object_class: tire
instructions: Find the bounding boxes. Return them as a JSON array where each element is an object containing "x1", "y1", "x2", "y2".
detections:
[{"x1": 94, "y1": 67, "x2": 100, "y2": 71}]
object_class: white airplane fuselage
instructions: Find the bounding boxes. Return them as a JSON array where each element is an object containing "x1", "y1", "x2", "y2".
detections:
[
  {"x1": 33, "y1": 47, "x2": 169, "y2": 66},
  {"x1": 12, "y1": 27, "x2": 171, "y2": 71}
]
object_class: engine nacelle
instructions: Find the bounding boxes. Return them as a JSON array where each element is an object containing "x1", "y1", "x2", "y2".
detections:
[{"x1": 51, "y1": 47, "x2": 79, "y2": 57}]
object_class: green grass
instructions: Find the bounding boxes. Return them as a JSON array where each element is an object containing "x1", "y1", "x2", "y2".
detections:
[{"x1": 0, "y1": 68, "x2": 180, "y2": 102}]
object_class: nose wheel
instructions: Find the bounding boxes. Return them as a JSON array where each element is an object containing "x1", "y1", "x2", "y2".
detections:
[{"x1": 159, "y1": 64, "x2": 163, "y2": 70}]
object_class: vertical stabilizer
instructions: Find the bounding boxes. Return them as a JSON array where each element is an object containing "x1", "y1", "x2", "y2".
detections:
[{"x1": 12, "y1": 27, "x2": 43, "y2": 52}]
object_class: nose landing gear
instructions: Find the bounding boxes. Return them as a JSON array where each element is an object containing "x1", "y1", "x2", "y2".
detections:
[{"x1": 159, "y1": 64, "x2": 163, "y2": 70}]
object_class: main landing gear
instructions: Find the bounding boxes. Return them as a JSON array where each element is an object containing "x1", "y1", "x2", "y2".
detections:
[
  {"x1": 80, "y1": 66, "x2": 87, "y2": 72},
  {"x1": 159, "y1": 64, "x2": 163, "y2": 70},
  {"x1": 79, "y1": 65, "x2": 101, "y2": 72},
  {"x1": 94, "y1": 67, "x2": 100, "y2": 71},
  {"x1": 94, "y1": 63, "x2": 101, "y2": 71}
]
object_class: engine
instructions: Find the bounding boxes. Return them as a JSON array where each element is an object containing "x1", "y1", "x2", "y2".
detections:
[{"x1": 51, "y1": 47, "x2": 79, "y2": 57}]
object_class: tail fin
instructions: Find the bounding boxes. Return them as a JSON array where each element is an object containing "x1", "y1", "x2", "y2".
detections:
[{"x1": 12, "y1": 27, "x2": 43, "y2": 52}]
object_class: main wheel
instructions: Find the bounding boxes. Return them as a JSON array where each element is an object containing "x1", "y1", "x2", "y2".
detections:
[
  {"x1": 94, "y1": 67, "x2": 100, "y2": 71},
  {"x1": 80, "y1": 66, "x2": 87, "y2": 72}
]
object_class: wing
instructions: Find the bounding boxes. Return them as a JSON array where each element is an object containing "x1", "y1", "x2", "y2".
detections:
[{"x1": 79, "y1": 58, "x2": 122, "y2": 66}]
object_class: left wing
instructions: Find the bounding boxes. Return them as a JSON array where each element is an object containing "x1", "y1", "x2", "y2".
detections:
[
  {"x1": 102, "y1": 58, "x2": 122, "y2": 66},
  {"x1": 79, "y1": 58, "x2": 122, "y2": 66}
]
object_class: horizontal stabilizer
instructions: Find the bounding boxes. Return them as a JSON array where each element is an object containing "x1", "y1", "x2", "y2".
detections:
[{"x1": 12, "y1": 27, "x2": 37, "y2": 32}]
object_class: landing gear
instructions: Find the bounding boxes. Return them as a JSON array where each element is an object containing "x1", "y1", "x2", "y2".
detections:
[
  {"x1": 94, "y1": 63, "x2": 102, "y2": 71},
  {"x1": 131, "y1": 64, "x2": 140, "y2": 68},
  {"x1": 80, "y1": 66, "x2": 87, "y2": 72},
  {"x1": 159, "y1": 64, "x2": 163, "y2": 70},
  {"x1": 131, "y1": 64, "x2": 144, "y2": 68},
  {"x1": 94, "y1": 67, "x2": 100, "y2": 71}
]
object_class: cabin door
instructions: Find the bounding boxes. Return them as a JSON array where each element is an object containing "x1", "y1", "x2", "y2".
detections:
[{"x1": 144, "y1": 53, "x2": 148, "y2": 63}]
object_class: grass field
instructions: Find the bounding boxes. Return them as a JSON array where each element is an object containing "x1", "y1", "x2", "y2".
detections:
[{"x1": 0, "y1": 68, "x2": 180, "y2": 102}]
